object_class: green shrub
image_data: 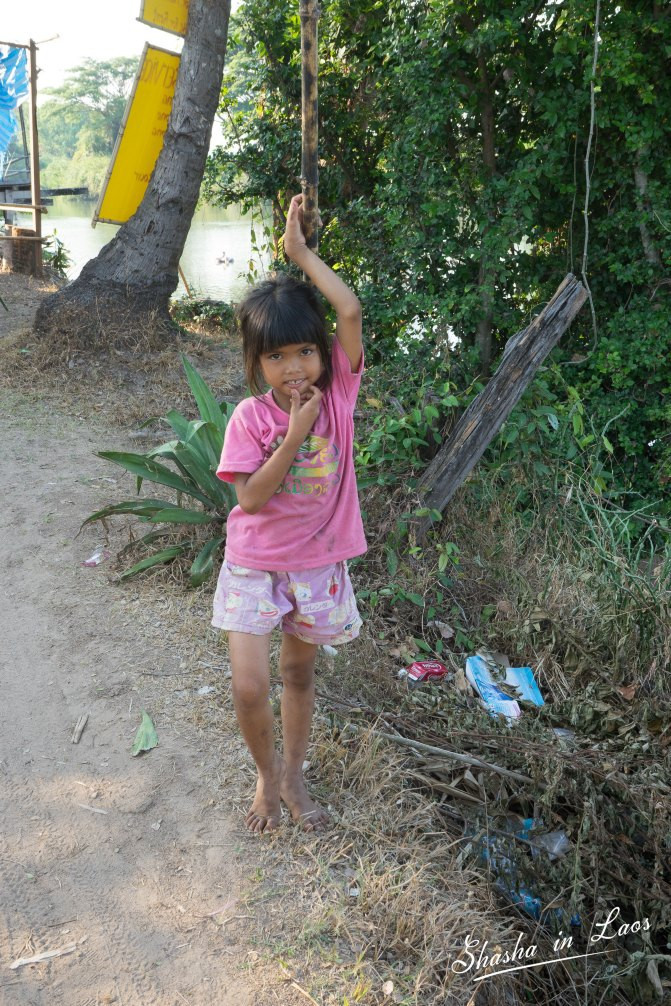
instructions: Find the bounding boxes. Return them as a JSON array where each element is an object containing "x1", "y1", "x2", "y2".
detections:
[
  {"x1": 170, "y1": 297, "x2": 236, "y2": 328},
  {"x1": 42, "y1": 231, "x2": 72, "y2": 277},
  {"x1": 82, "y1": 355, "x2": 235, "y2": 586},
  {"x1": 355, "y1": 349, "x2": 467, "y2": 489}
]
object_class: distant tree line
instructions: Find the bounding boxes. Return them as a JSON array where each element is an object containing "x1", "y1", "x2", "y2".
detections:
[{"x1": 36, "y1": 57, "x2": 136, "y2": 197}]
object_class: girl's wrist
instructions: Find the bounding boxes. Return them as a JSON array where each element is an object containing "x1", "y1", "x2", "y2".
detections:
[
  {"x1": 285, "y1": 242, "x2": 312, "y2": 267},
  {"x1": 279, "y1": 429, "x2": 305, "y2": 452}
]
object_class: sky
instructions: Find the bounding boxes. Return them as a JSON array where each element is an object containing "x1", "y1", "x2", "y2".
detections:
[
  {"x1": 3, "y1": 0, "x2": 241, "y2": 93},
  {"x1": 2, "y1": 1, "x2": 185, "y2": 94}
]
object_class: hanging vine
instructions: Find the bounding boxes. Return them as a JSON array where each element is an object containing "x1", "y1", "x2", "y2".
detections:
[{"x1": 580, "y1": 0, "x2": 602, "y2": 348}]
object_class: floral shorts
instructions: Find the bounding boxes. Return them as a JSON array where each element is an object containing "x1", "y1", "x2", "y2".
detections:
[{"x1": 211, "y1": 560, "x2": 362, "y2": 645}]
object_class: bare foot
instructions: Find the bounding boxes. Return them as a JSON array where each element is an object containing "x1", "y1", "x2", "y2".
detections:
[
  {"x1": 280, "y1": 767, "x2": 330, "y2": 832},
  {"x1": 246, "y1": 756, "x2": 282, "y2": 834}
]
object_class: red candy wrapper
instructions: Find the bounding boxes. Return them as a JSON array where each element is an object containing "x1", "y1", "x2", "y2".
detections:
[{"x1": 400, "y1": 660, "x2": 450, "y2": 685}]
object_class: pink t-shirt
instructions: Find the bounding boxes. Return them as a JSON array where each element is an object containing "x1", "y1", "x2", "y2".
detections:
[{"x1": 217, "y1": 337, "x2": 367, "y2": 571}]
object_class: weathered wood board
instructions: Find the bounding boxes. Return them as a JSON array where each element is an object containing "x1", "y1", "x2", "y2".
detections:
[{"x1": 414, "y1": 273, "x2": 588, "y2": 541}]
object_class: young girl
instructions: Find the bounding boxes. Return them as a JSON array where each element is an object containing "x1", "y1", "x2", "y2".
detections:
[{"x1": 212, "y1": 193, "x2": 367, "y2": 833}]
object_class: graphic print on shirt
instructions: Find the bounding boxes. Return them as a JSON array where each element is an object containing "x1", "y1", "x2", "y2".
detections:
[{"x1": 269, "y1": 434, "x2": 341, "y2": 497}]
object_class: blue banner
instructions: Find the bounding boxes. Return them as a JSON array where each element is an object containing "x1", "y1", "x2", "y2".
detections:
[{"x1": 0, "y1": 47, "x2": 29, "y2": 177}]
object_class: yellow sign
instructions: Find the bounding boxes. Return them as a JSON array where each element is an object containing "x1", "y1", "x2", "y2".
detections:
[
  {"x1": 138, "y1": 0, "x2": 189, "y2": 37},
  {"x1": 94, "y1": 44, "x2": 180, "y2": 226}
]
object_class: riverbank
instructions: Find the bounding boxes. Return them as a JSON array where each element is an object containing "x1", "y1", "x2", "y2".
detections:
[{"x1": 35, "y1": 196, "x2": 263, "y2": 301}]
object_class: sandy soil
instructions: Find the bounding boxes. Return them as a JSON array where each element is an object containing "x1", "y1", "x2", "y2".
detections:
[
  {"x1": 0, "y1": 281, "x2": 324, "y2": 1006},
  {"x1": 0, "y1": 388, "x2": 264, "y2": 1004}
]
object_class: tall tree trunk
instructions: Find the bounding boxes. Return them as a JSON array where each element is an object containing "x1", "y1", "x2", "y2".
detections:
[
  {"x1": 634, "y1": 149, "x2": 662, "y2": 269},
  {"x1": 34, "y1": 0, "x2": 230, "y2": 347}
]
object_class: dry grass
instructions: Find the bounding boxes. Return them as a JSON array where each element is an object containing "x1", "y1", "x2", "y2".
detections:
[
  {"x1": 0, "y1": 268, "x2": 62, "y2": 332},
  {"x1": 115, "y1": 585, "x2": 615, "y2": 1005},
  {"x1": 90, "y1": 554, "x2": 617, "y2": 1005},
  {"x1": 97, "y1": 579, "x2": 527, "y2": 1005},
  {"x1": 30, "y1": 283, "x2": 184, "y2": 356},
  {"x1": 0, "y1": 317, "x2": 245, "y2": 430},
  {"x1": 438, "y1": 476, "x2": 671, "y2": 701},
  {"x1": 330, "y1": 475, "x2": 670, "y2": 1002}
]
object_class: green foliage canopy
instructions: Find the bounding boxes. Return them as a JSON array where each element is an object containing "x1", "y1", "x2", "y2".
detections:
[{"x1": 205, "y1": 0, "x2": 671, "y2": 513}]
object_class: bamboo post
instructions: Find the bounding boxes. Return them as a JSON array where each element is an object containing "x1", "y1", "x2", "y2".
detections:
[
  {"x1": 28, "y1": 39, "x2": 42, "y2": 277},
  {"x1": 299, "y1": 0, "x2": 319, "y2": 260}
]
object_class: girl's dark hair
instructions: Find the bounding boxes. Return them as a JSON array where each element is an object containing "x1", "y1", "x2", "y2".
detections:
[{"x1": 236, "y1": 272, "x2": 333, "y2": 397}]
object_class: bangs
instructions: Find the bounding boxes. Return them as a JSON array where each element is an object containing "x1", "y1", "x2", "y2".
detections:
[
  {"x1": 253, "y1": 297, "x2": 325, "y2": 355},
  {"x1": 238, "y1": 273, "x2": 333, "y2": 396}
]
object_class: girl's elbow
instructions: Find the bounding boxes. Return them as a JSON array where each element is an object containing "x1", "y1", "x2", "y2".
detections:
[
  {"x1": 345, "y1": 298, "x2": 362, "y2": 321},
  {"x1": 238, "y1": 497, "x2": 259, "y2": 515},
  {"x1": 234, "y1": 477, "x2": 260, "y2": 514}
]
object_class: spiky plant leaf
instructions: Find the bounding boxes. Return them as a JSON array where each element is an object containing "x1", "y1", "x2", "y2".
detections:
[
  {"x1": 97, "y1": 451, "x2": 212, "y2": 507},
  {"x1": 150, "y1": 507, "x2": 215, "y2": 525},
  {"x1": 118, "y1": 545, "x2": 187, "y2": 581},
  {"x1": 80, "y1": 498, "x2": 168, "y2": 528},
  {"x1": 190, "y1": 535, "x2": 225, "y2": 587},
  {"x1": 181, "y1": 354, "x2": 228, "y2": 437}
]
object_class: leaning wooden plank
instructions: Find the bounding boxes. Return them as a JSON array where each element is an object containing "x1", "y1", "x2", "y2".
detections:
[{"x1": 413, "y1": 273, "x2": 588, "y2": 541}]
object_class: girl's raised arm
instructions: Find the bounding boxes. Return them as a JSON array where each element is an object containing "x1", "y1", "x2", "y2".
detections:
[{"x1": 283, "y1": 194, "x2": 362, "y2": 372}]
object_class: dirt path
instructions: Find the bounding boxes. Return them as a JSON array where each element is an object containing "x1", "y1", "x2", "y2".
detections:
[
  {"x1": 0, "y1": 278, "x2": 375, "y2": 1006},
  {"x1": 0, "y1": 389, "x2": 259, "y2": 1005}
]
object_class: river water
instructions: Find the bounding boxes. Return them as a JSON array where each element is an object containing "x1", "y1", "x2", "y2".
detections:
[{"x1": 41, "y1": 197, "x2": 268, "y2": 302}]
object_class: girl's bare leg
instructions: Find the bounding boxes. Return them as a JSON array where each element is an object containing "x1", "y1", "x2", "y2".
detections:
[
  {"x1": 278, "y1": 633, "x2": 329, "y2": 831},
  {"x1": 228, "y1": 631, "x2": 282, "y2": 833}
]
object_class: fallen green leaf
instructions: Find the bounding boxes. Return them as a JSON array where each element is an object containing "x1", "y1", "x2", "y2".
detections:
[{"x1": 131, "y1": 711, "x2": 158, "y2": 756}]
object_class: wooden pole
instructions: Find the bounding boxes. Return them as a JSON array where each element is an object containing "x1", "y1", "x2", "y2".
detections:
[
  {"x1": 28, "y1": 39, "x2": 42, "y2": 277},
  {"x1": 177, "y1": 263, "x2": 192, "y2": 298},
  {"x1": 412, "y1": 274, "x2": 588, "y2": 542},
  {"x1": 299, "y1": 0, "x2": 319, "y2": 259}
]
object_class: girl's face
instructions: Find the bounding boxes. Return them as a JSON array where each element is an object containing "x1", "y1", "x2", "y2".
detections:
[{"x1": 259, "y1": 342, "x2": 325, "y2": 413}]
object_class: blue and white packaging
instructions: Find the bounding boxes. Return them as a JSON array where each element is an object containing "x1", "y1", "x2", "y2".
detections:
[{"x1": 465, "y1": 654, "x2": 544, "y2": 720}]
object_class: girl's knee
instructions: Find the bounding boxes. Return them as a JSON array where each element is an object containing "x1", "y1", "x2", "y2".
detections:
[
  {"x1": 232, "y1": 674, "x2": 270, "y2": 710},
  {"x1": 280, "y1": 634, "x2": 317, "y2": 686},
  {"x1": 228, "y1": 631, "x2": 271, "y2": 708},
  {"x1": 281, "y1": 658, "x2": 316, "y2": 689}
]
